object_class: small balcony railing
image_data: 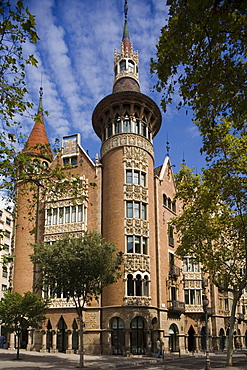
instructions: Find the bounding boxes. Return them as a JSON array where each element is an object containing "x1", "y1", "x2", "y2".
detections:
[{"x1": 168, "y1": 300, "x2": 185, "y2": 313}]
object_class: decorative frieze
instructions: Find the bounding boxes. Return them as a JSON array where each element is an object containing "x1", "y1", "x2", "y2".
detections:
[
  {"x1": 124, "y1": 185, "x2": 148, "y2": 202},
  {"x1": 183, "y1": 272, "x2": 202, "y2": 281},
  {"x1": 123, "y1": 296, "x2": 151, "y2": 306},
  {"x1": 124, "y1": 253, "x2": 150, "y2": 273},
  {"x1": 44, "y1": 222, "x2": 86, "y2": 236},
  {"x1": 185, "y1": 304, "x2": 203, "y2": 313},
  {"x1": 184, "y1": 279, "x2": 202, "y2": 289},
  {"x1": 101, "y1": 133, "x2": 154, "y2": 158},
  {"x1": 44, "y1": 230, "x2": 84, "y2": 243},
  {"x1": 125, "y1": 218, "x2": 149, "y2": 236}
]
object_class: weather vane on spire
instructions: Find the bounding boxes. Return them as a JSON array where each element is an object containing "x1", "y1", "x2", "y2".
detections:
[{"x1": 124, "y1": 0, "x2": 128, "y2": 20}]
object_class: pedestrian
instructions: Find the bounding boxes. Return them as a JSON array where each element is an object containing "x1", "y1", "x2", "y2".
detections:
[
  {"x1": 156, "y1": 338, "x2": 162, "y2": 358},
  {"x1": 0, "y1": 335, "x2": 4, "y2": 349}
]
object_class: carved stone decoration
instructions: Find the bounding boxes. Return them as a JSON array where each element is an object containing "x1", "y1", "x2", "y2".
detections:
[
  {"x1": 124, "y1": 296, "x2": 151, "y2": 306},
  {"x1": 124, "y1": 253, "x2": 150, "y2": 273},
  {"x1": 185, "y1": 304, "x2": 204, "y2": 313},
  {"x1": 183, "y1": 272, "x2": 202, "y2": 280},
  {"x1": 44, "y1": 222, "x2": 86, "y2": 235},
  {"x1": 124, "y1": 185, "x2": 149, "y2": 203},
  {"x1": 125, "y1": 218, "x2": 149, "y2": 236},
  {"x1": 44, "y1": 231, "x2": 84, "y2": 243},
  {"x1": 101, "y1": 133, "x2": 154, "y2": 158}
]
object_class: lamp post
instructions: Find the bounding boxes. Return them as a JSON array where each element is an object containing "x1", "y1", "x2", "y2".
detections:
[{"x1": 203, "y1": 297, "x2": 211, "y2": 370}]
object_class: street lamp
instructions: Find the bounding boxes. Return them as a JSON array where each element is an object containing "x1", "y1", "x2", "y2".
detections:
[{"x1": 203, "y1": 296, "x2": 211, "y2": 370}]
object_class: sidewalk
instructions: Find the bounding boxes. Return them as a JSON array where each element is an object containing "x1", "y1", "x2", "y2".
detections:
[{"x1": 0, "y1": 349, "x2": 247, "y2": 369}]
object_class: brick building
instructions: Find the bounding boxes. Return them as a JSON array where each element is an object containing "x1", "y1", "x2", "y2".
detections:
[{"x1": 11, "y1": 2, "x2": 247, "y2": 355}]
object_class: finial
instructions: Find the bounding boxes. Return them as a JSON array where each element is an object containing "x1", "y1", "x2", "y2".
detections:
[
  {"x1": 166, "y1": 134, "x2": 170, "y2": 157},
  {"x1": 38, "y1": 86, "x2": 43, "y2": 113},
  {"x1": 124, "y1": 0, "x2": 128, "y2": 20},
  {"x1": 182, "y1": 151, "x2": 186, "y2": 164}
]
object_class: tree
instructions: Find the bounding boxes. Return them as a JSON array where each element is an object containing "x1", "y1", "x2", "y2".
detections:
[
  {"x1": 151, "y1": 0, "x2": 247, "y2": 365},
  {"x1": 151, "y1": 1, "x2": 247, "y2": 365},
  {"x1": 172, "y1": 163, "x2": 247, "y2": 366},
  {"x1": 0, "y1": 291, "x2": 49, "y2": 359},
  {"x1": 30, "y1": 231, "x2": 123, "y2": 369}
]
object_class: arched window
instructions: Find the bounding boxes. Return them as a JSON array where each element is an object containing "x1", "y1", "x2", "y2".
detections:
[
  {"x1": 136, "y1": 274, "x2": 142, "y2": 296},
  {"x1": 128, "y1": 60, "x2": 135, "y2": 72},
  {"x1": 115, "y1": 116, "x2": 121, "y2": 134},
  {"x1": 141, "y1": 120, "x2": 146, "y2": 137},
  {"x1": 167, "y1": 197, "x2": 172, "y2": 209},
  {"x1": 123, "y1": 114, "x2": 130, "y2": 133},
  {"x1": 107, "y1": 119, "x2": 112, "y2": 138},
  {"x1": 120, "y1": 60, "x2": 126, "y2": 71},
  {"x1": 127, "y1": 274, "x2": 134, "y2": 296},
  {"x1": 143, "y1": 275, "x2": 149, "y2": 296}
]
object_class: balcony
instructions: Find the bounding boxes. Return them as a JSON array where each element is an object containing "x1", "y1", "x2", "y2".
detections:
[
  {"x1": 168, "y1": 300, "x2": 185, "y2": 313},
  {"x1": 169, "y1": 265, "x2": 180, "y2": 278}
]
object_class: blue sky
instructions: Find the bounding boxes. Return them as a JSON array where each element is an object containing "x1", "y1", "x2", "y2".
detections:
[{"x1": 22, "y1": 0, "x2": 205, "y2": 172}]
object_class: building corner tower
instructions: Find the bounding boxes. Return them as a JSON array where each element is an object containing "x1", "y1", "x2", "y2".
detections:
[
  {"x1": 92, "y1": 1, "x2": 162, "y2": 355},
  {"x1": 13, "y1": 88, "x2": 52, "y2": 294}
]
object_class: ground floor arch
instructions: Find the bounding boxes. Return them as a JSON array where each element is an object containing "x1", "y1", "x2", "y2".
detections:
[
  {"x1": 111, "y1": 317, "x2": 125, "y2": 355},
  {"x1": 219, "y1": 328, "x2": 225, "y2": 351},
  {"x1": 169, "y1": 324, "x2": 179, "y2": 352},
  {"x1": 130, "y1": 316, "x2": 146, "y2": 355},
  {"x1": 188, "y1": 325, "x2": 196, "y2": 352}
]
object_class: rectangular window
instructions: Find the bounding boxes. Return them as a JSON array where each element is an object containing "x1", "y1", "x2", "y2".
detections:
[
  {"x1": 196, "y1": 290, "x2": 201, "y2": 304},
  {"x1": 127, "y1": 236, "x2": 133, "y2": 253},
  {"x1": 78, "y1": 205, "x2": 83, "y2": 222},
  {"x1": 65, "y1": 206, "x2": 70, "y2": 223},
  {"x1": 2, "y1": 267, "x2": 7, "y2": 278},
  {"x1": 126, "y1": 170, "x2": 132, "y2": 184},
  {"x1": 142, "y1": 237, "x2": 147, "y2": 254},
  {"x1": 63, "y1": 157, "x2": 70, "y2": 166},
  {"x1": 171, "y1": 286, "x2": 177, "y2": 301},
  {"x1": 134, "y1": 171, "x2": 139, "y2": 185},
  {"x1": 71, "y1": 206, "x2": 76, "y2": 222},
  {"x1": 123, "y1": 117, "x2": 130, "y2": 133},
  {"x1": 134, "y1": 118, "x2": 139, "y2": 134},
  {"x1": 135, "y1": 236, "x2": 141, "y2": 253},
  {"x1": 134, "y1": 202, "x2": 140, "y2": 218},
  {"x1": 183, "y1": 258, "x2": 188, "y2": 272},
  {"x1": 5, "y1": 230, "x2": 11, "y2": 238},
  {"x1": 140, "y1": 172, "x2": 146, "y2": 187},
  {"x1": 52, "y1": 208, "x2": 57, "y2": 225},
  {"x1": 59, "y1": 207, "x2": 64, "y2": 224},
  {"x1": 190, "y1": 290, "x2": 195, "y2": 305},
  {"x1": 46, "y1": 209, "x2": 52, "y2": 226},
  {"x1": 142, "y1": 204, "x2": 147, "y2": 220},
  {"x1": 4, "y1": 244, "x2": 9, "y2": 251},
  {"x1": 115, "y1": 118, "x2": 121, "y2": 134},
  {"x1": 184, "y1": 289, "x2": 189, "y2": 304},
  {"x1": 126, "y1": 201, "x2": 133, "y2": 218},
  {"x1": 71, "y1": 156, "x2": 78, "y2": 166},
  {"x1": 2, "y1": 284, "x2": 7, "y2": 291},
  {"x1": 108, "y1": 122, "x2": 112, "y2": 137},
  {"x1": 6, "y1": 217, "x2": 11, "y2": 226}
]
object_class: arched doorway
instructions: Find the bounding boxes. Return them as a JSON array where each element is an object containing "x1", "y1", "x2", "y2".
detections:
[
  {"x1": 111, "y1": 317, "x2": 125, "y2": 355},
  {"x1": 188, "y1": 325, "x2": 196, "y2": 352},
  {"x1": 72, "y1": 319, "x2": 78, "y2": 352},
  {"x1": 57, "y1": 316, "x2": 67, "y2": 352},
  {"x1": 219, "y1": 328, "x2": 225, "y2": 351},
  {"x1": 130, "y1": 316, "x2": 146, "y2": 355},
  {"x1": 46, "y1": 320, "x2": 52, "y2": 352},
  {"x1": 201, "y1": 326, "x2": 206, "y2": 351},
  {"x1": 225, "y1": 328, "x2": 229, "y2": 348},
  {"x1": 169, "y1": 324, "x2": 179, "y2": 352}
]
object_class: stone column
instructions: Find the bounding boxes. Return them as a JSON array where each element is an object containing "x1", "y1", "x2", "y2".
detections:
[
  {"x1": 8, "y1": 332, "x2": 15, "y2": 351},
  {"x1": 50, "y1": 330, "x2": 58, "y2": 353},
  {"x1": 125, "y1": 331, "x2": 130, "y2": 355},
  {"x1": 146, "y1": 331, "x2": 152, "y2": 355},
  {"x1": 66, "y1": 330, "x2": 74, "y2": 354},
  {"x1": 163, "y1": 335, "x2": 170, "y2": 353},
  {"x1": 40, "y1": 330, "x2": 47, "y2": 353},
  {"x1": 26, "y1": 329, "x2": 33, "y2": 351}
]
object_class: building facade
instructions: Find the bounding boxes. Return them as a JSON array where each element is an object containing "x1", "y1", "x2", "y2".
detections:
[{"x1": 11, "y1": 3, "x2": 247, "y2": 355}]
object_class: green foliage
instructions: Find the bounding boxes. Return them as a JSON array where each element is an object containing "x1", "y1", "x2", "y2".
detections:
[
  {"x1": 0, "y1": 290, "x2": 49, "y2": 333},
  {"x1": 30, "y1": 231, "x2": 123, "y2": 308},
  {"x1": 151, "y1": 0, "x2": 247, "y2": 159}
]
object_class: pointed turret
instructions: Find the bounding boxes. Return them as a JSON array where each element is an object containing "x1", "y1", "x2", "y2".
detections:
[
  {"x1": 113, "y1": 0, "x2": 140, "y2": 93},
  {"x1": 23, "y1": 87, "x2": 52, "y2": 158}
]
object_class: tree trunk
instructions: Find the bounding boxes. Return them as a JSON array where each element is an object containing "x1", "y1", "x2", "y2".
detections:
[
  {"x1": 79, "y1": 314, "x2": 84, "y2": 369},
  {"x1": 16, "y1": 332, "x2": 20, "y2": 360},
  {"x1": 226, "y1": 291, "x2": 240, "y2": 366}
]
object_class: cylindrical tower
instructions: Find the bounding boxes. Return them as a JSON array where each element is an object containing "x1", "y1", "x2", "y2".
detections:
[{"x1": 92, "y1": 5, "x2": 161, "y2": 309}]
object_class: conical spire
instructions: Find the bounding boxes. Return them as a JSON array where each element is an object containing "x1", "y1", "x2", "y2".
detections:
[
  {"x1": 113, "y1": 0, "x2": 140, "y2": 93},
  {"x1": 23, "y1": 88, "x2": 52, "y2": 159}
]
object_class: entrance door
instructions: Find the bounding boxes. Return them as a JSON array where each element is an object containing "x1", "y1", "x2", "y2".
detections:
[
  {"x1": 130, "y1": 316, "x2": 146, "y2": 355},
  {"x1": 201, "y1": 326, "x2": 206, "y2": 351},
  {"x1": 169, "y1": 324, "x2": 179, "y2": 352},
  {"x1": 188, "y1": 325, "x2": 195, "y2": 352},
  {"x1": 57, "y1": 316, "x2": 67, "y2": 352},
  {"x1": 219, "y1": 328, "x2": 225, "y2": 351},
  {"x1": 111, "y1": 317, "x2": 125, "y2": 355}
]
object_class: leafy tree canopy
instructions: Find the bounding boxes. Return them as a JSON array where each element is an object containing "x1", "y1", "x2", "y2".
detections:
[
  {"x1": 0, "y1": 291, "x2": 49, "y2": 359},
  {"x1": 151, "y1": 0, "x2": 247, "y2": 159}
]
